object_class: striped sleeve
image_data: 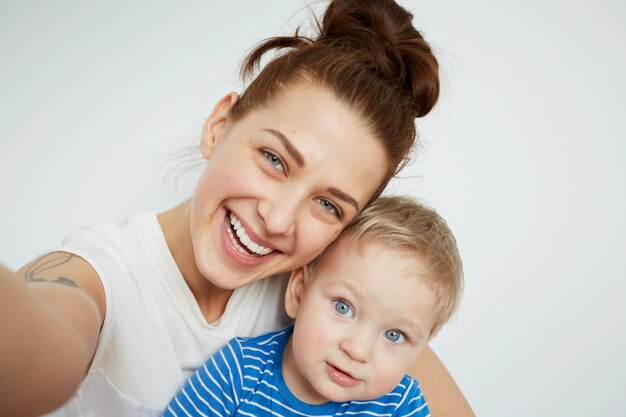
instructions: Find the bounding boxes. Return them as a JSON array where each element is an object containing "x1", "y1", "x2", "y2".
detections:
[
  {"x1": 393, "y1": 377, "x2": 431, "y2": 417},
  {"x1": 164, "y1": 338, "x2": 245, "y2": 417}
]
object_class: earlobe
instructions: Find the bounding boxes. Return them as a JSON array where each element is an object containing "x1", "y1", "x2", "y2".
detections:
[
  {"x1": 200, "y1": 92, "x2": 239, "y2": 158},
  {"x1": 284, "y1": 267, "x2": 309, "y2": 319}
]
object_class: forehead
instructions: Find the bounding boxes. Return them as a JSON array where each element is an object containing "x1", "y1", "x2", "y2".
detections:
[
  {"x1": 313, "y1": 238, "x2": 438, "y2": 324},
  {"x1": 315, "y1": 236, "x2": 423, "y2": 283},
  {"x1": 252, "y1": 81, "x2": 377, "y2": 153},
  {"x1": 232, "y1": 81, "x2": 390, "y2": 208}
]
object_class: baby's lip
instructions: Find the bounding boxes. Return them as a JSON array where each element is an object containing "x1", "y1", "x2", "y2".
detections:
[{"x1": 326, "y1": 362, "x2": 361, "y2": 387}]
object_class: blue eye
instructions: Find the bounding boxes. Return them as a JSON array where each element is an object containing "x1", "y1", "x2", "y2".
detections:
[
  {"x1": 384, "y1": 329, "x2": 406, "y2": 343},
  {"x1": 262, "y1": 150, "x2": 285, "y2": 171},
  {"x1": 316, "y1": 198, "x2": 341, "y2": 218},
  {"x1": 333, "y1": 300, "x2": 353, "y2": 317}
]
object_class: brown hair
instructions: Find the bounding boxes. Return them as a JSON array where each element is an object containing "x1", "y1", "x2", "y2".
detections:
[
  {"x1": 312, "y1": 196, "x2": 463, "y2": 336},
  {"x1": 230, "y1": 0, "x2": 440, "y2": 199}
]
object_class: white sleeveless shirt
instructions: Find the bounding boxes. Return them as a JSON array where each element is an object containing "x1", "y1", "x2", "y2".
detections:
[{"x1": 44, "y1": 213, "x2": 291, "y2": 416}]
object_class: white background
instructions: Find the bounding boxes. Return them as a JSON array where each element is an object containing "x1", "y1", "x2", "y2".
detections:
[{"x1": 1, "y1": 1, "x2": 625, "y2": 416}]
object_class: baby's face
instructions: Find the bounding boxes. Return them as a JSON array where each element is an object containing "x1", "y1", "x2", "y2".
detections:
[{"x1": 283, "y1": 238, "x2": 438, "y2": 404}]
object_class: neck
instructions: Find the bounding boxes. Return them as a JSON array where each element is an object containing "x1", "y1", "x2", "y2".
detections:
[{"x1": 157, "y1": 199, "x2": 233, "y2": 323}]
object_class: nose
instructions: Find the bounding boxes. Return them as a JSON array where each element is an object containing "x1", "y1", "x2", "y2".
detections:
[
  {"x1": 257, "y1": 187, "x2": 301, "y2": 236},
  {"x1": 339, "y1": 329, "x2": 372, "y2": 363}
]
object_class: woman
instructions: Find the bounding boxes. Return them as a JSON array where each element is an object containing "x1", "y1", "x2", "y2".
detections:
[{"x1": 0, "y1": 1, "x2": 473, "y2": 416}]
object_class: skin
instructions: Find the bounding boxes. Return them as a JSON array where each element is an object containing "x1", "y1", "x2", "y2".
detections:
[
  {"x1": 159, "y1": 80, "x2": 388, "y2": 322},
  {"x1": 410, "y1": 349, "x2": 474, "y2": 417},
  {"x1": 0, "y1": 255, "x2": 102, "y2": 417},
  {"x1": 283, "y1": 238, "x2": 439, "y2": 404},
  {"x1": 0, "y1": 81, "x2": 475, "y2": 416}
]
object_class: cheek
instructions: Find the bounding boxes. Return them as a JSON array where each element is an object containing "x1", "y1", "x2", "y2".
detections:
[
  {"x1": 295, "y1": 224, "x2": 343, "y2": 264},
  {"x1": 296, "y1": 331, "x2": 325, "y2": 359},
  {"x1": 197, "y1": 161, "x2": 243, "y2": 197},
  {"x1": 192, "y1": 165, "x2": 225, "y2": 211},
  {"x1": 368, "y1": 373, "x2": 403, "y2": 398},
  {"x1": 191, "y1": 161, "x2": 257, "y2": 224},
  {"x1": 370, "y1": 350, "x2": 415, "y2": 391},
  {"x1": 294, "y1": 302, "x2": 334, "y2": 352},
  {"x1": 189, "y1": 170, "x2": 213, "y2": 229}
]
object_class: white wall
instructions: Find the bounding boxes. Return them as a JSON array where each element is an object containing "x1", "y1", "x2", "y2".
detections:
[{"x1": 1, "y1": 1, "x2": 625, "y2": 416}]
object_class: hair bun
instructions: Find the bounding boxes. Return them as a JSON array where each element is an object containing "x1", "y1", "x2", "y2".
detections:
[
  {"x1": 235, "y1": 0, "x2": 441, "y2": 190},
  {"x1": 320, "y1": 0, "x2": 439, "y2": 117}
]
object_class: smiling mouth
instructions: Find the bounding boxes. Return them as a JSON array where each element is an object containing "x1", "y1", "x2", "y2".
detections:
[{"x1": 225, "y1": 212, "x2": 274, "y2": 256}]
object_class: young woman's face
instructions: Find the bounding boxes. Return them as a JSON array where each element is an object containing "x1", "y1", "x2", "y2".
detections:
[{"x1": 190, "y1": 81, "x2": 389, "y2": 290}]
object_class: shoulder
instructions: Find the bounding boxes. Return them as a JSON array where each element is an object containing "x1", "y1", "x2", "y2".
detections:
[
  {"x1": 45, "y1": 213, "x2": 162, "y2": 339},
  {"x1": 229, "y1": 326, "x2": 292, "y2": 371},
  {"x1": 61, "y1": 213, "x2": 157, "y2": 253},
  {"x1": 236, "y1": 325, "x2": 293, "y2": 349},
  {"x1": 389, "y1": 375, "x2": 430, "y2": 416},
  {"x1": 56, "y1": 212, "x2": 164, "y2": 295}
]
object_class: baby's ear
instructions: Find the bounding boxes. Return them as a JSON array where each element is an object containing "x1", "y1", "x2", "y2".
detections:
[{"x1": 284, "y1": 267, "x2": 309, "y2": 319}]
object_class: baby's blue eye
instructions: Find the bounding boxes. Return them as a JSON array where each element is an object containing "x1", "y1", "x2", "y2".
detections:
[
  {"x1": 384, "y1": 329, "x2": 406, "y2": 343},
  {"x1": 263, "y1": 150, "x2": 284, "y2": 171},
  {"x1": 334, "y1": 300, "x2": 353, "y2": 317}
]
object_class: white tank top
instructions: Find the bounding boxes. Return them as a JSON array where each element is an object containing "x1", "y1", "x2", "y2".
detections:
[{"x1": 44, "y1": 213, "x2": 291, "y2": 416}]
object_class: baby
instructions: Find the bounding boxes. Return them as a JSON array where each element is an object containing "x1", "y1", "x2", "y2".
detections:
[{"x1": 165, "y1": 196, "x2": 464, "y2": 416}]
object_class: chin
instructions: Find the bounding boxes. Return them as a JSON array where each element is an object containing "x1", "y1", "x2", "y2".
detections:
[
  {"x1": 315, "y1": 387, "x2": 358, "y2": 404},
  {"x1": 207, "y1": 271, "x2": 248, "y2": 290}
]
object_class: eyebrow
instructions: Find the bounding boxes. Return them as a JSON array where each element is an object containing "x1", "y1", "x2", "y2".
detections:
[
  {"x1": 328, "y1": 187, "x2": 360, "y2": 211},
  {"x1": 330, "y1": 280, "x2": 365, "y2": 300},
  {"x1": 401, "y1": 318, "x2": 426, "y2": 342},
  {"x1": 404, "y1": 321, "x2": 432, "y2": 343},
  {"x1": 263, "y1": 127, "x2": 360, "y2": 212},
  {"x1": 262, "y1": 128, "x2": 304, "y2": 167}
]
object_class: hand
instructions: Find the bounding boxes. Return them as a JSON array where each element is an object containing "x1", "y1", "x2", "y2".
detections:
[{"x1": 0, "y1": 264, "x2": 14, "y2": 280}]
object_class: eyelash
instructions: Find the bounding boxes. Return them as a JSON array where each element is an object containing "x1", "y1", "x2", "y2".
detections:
[
  {"x1": 261, "y1": 150, "x2": 286, "y2": 173},
  {"x1": 261, "y1": 150, "x2": 343, "y2": 220},
  {"x1": 384, "y1": 329, "x2": 408, "y2": 344},
  {"x1": 333, "y1": 298, "x2": 354, "y2": 318},
  {"x1": 316, "y1": 198, "x2": 342, "y2": 219}
]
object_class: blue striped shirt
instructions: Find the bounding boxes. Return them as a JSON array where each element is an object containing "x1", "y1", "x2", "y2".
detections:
[{"x1": 164, "y1": 326, "x2": 430, "y2": 417}]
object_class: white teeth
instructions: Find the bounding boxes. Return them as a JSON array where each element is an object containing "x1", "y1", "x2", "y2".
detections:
[{"x1": 227, "y1": 212, "x2": 273, "y2": 256}]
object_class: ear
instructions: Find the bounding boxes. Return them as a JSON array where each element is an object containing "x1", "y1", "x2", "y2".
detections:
[
  {"x1": 284, "y1": 266, "x2": 310, "y2": 319},
  {"x1": 200, "y1": 92, "x2": 239, "y2": 158}
]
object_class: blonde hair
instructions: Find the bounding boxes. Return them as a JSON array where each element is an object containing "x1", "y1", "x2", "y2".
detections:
[{"x1": 311, "y1": 196, "x2": 463, "y2": 336}]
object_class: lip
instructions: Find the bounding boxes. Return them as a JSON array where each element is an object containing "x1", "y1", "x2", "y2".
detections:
[
  {"x1": 325, "y1": 362, "x2": 360, "y2": 388},
  {"x1": 219, "y1": 207, "x2": 279, "y2": 267}
]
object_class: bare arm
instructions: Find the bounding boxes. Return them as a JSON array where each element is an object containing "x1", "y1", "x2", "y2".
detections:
[
  {"x1": 409, "y1": 345, "x2": 475, "y2": 417},
  {"x1": 0, "y1": 254, "x2": 105, "y2": 417}
]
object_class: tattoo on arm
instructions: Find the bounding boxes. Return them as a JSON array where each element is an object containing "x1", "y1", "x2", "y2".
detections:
[{"x1": 25, "y1": 254, "x2": 78, "y2": 288}]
